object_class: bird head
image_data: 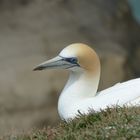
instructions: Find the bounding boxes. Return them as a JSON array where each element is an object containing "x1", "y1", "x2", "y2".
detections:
[{"x1": 33, "y1": 43, "x2": 100, "y2": 73}]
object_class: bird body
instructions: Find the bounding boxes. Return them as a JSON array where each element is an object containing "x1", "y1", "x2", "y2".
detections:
[
  {"x1": 58, "y1": 78, "x2": 140, "y2": 120},
  {"x1": 34, "y1": 43, "x2": 140, "y2": 121}
]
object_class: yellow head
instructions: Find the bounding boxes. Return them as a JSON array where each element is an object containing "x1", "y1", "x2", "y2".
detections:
[{"x1": 34, "y1": 43, "x2": 100, "y2": 75}]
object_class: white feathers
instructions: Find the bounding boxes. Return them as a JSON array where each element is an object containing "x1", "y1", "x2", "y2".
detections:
[{"x1": 34, "y1": 43, "x2": 140, "y2": 121}]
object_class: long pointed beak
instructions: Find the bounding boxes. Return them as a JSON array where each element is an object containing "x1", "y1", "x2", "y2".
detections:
[{"x1": 33, "y1": 56, "x2": 72, "y2": 71}]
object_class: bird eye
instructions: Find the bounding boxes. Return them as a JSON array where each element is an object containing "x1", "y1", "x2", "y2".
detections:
[{"x1": 65, "y1": 57, "x2": 78, "y2": 64}]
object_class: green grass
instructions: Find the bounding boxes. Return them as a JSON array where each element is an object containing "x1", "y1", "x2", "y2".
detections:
[{"x1": 2, "y1": 107, "x2": 140, "y2": 140}]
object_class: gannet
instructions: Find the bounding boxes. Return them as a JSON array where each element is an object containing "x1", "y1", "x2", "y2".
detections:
[{"x1": 34, "y1": 43, "x2": 140, "y2": 121}]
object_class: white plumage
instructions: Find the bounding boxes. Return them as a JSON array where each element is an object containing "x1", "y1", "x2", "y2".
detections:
[{"x1": 34, "y1": 43, "x2": 140, "y2": 121}]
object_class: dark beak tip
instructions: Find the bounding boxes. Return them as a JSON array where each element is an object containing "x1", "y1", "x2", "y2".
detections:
[
  {"x1": 33, "y1": 67, "x2": 38, "y2": 71},
  {"x1": 33, "y1": 66, "x2": 45, "y2": 71}
]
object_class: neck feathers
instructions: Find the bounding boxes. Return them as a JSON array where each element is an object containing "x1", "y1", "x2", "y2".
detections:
[{"x1": 61, "y1": 67, "x2": 100, "y2": 100}]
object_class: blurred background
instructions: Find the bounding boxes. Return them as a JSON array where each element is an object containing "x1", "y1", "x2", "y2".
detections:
[{"x1": 0, "y1": 0, "x2": 140, "y2": 136}]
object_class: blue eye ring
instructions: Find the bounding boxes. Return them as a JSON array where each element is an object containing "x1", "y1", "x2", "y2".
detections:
[
  {"x1": 65, "y1": 57, "x2": 78, "y2": 64},
  {"x1": 59, "y1": 55, "x2": 80, "y2": 66},
  {"x1": 59, "y1": 56, "x2": 78, "y2": 64}
]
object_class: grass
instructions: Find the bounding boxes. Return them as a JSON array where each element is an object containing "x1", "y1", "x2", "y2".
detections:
[{"x1": 2, "y1": 106, "x2": 140, "y2": 140}]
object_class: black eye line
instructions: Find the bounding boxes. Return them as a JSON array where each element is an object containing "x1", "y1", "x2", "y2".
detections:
[
  {"x1": 65, "y1": 58, "x2": 77, "y2": 63},
  {"x1": 59, "y1": 55, "x2": 80, "y2": 66}
]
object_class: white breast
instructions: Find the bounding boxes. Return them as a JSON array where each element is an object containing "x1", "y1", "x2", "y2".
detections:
[{"x1": 58, "y1": 78, "x2": 140, "y2": 121}]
